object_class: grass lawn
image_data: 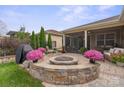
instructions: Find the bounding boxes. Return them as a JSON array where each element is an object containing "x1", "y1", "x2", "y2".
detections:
[{"x1": 0, "y1": 62, "x2": 43, "y2": 87}]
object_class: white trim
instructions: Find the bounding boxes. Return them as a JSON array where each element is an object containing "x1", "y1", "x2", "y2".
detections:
[
  {"x1": 84, "y1": 30, "x2": 87, "y2": 48},
  {"x1": 62, "y1": 34, "x2": 65, "y2": 47},
  {"x1": 63, "y1": 20, "x2": 124, "y2": 34}
]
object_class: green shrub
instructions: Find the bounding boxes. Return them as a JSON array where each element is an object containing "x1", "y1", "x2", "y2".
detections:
[
  {"x1": 16, "y1": 30, "x2": 30, "y2": 44},
  {"x1": 111, "y1": 54, "x2": 124, "y2": 63},
  {"x1": 79, "y1": 47, "x2": 87, "y2": 54},
  {"x1": 36, "y1": 34, "x2": 40, "y2": 48},
  {"x1": 31, "y1": 31, "x2": 36, "y2": 49},
  {"x1": 47, "y1": 33, "x2": 52, "y2": 49},
  {"x1": 39, "y1": 27, "x2": 46, "y2": 48}
]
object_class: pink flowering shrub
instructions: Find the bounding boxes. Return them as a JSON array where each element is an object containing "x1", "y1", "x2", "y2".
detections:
[
  {"x1": 84, "y1": 50, "x2": 103, "y2": 61},
  {"x1": 26, "y1": 50, "x2": 43, "y2": 61},
  {"x1": 38, "y1": 48, "x2": 46, "y2": 53}
]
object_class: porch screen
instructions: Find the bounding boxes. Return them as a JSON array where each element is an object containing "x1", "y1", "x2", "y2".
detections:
[{"x1": 97, "y1": 33, "x2": 115, "y2": 48}]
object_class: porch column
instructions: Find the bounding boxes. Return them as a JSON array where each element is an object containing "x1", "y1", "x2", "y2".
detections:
[
  {"x1": 84, "y1": 30, "x2": 87, "y2": 48},
  {"x1": 62, "y1": 34, "x2": 65, "y2": 47}
]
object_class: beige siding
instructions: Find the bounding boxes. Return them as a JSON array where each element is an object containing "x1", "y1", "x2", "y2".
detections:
[{"x1": 46, "y1": 34, "x2": 62, "y2": 49}]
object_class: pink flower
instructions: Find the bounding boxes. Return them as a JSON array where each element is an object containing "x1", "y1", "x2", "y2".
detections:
[
  {"x1": 84, "y1": 50, "x2": 103, "y2": 61},
  {"x1": 38, "y1": 48, "x2": 46, "y2": 53},
  {"x1": 26, "y1": 50, "x2": 43, "y2": 61}
]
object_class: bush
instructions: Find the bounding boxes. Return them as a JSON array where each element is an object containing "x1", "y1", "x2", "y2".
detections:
[
  {"x1": 38, "y1": 48, "x2": 46, "y2": 53},
  {"x1": 39, "y1": 27, "x2": 46, "y2": 48},
  {"x1": 84, "y1": 49, "x2": 104, "y2": 61},
  {"x1": 111, "y1": 53, "x2": 124, "y2": 63},
  {"x1": 53, "y1": 48, "x2": 58, "y2": 53},
  {"x1": 36, "y1": 35, "x2": 40, "y2": 48},
  {"x1": 47, "y1": 33, "x2": 52, "y2": 49},
  {"x1": 16, "y1": 31, "x2": 30, "y2": 44},
  {"x1": 79, "y1": 47, "x2": 87, "y2": 54},
  {"x1": 26, "y1": 50, "x2": 43, "y2": 61},
  {"x1": 31, "y1": 31, "x2": 36, "y2": 49},
  {"x1": 0, "y1": 38, "x2": 19, "y2": 56}
]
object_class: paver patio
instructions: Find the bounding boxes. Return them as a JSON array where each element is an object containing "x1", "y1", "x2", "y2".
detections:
[
  {"x1": 82, "y1": 61, "x2": 124, "y2": 87},
  {"x1": 37, "y1": 53, "x2": 124, "y2": 87}
]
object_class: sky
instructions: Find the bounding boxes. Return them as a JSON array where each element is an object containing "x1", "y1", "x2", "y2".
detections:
[{"x1": 0, "y1": 5, "x2": 123, "y2": 35}]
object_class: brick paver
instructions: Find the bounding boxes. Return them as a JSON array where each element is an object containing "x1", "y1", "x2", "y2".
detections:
[{"x1": 81, "y1": 61, "x2": 124, "y2": 87}]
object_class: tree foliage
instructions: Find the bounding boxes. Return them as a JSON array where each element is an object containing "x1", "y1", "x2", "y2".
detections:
[
  {"x1": 48, "y1": 33, "x2": 52, "y2": 49},
  {"x1": 16, "y1": 31, "x2": 30, "y2": 44},
  {"x1": 39, "y1": 27, "x2": 46, "y2": 48},
  {"x1": 31, "y1": 31, "x2": 36, "y2": 49},
  {"x1": 0, "y1": 37, "x2": 19, "y2": 56},
  {"x1": 36, "y1": 34, "x2": 40, "y2": 48}
]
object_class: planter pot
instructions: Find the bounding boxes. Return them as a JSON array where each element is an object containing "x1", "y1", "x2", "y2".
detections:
[
  {"x1": 62, "y1": 46, "x2": 65, "y2": 53},
  {"x1": 116, "y1": 62, "x2": 124, "y2": 67},
  {"x1": 89, "y1": 59, "x2": 95, "y2": 64},
  {"x1": 33, "y1": 59, "x2": 38, "y2": 63}
]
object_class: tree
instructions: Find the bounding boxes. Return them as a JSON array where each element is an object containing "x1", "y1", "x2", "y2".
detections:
[
  {"x1": 48, "y1": 33, "x2": 52, "y2": 49},
  {"x1": 39, "y1": 27, "x2": 46, "y2": 48},
  {"x1": 0, "y1": 37, "x2": 19, "y2": 56},
  {"x1": 16, "y1": 31, "x2": 30, "y2": 44},
  {"x1": 36, "y1": 34, "x2": 40, "y2": 48},
  {"x1": 31, "y1": 31, "x2": 36, "y2": 49},
  {"x1": 17, "y1": 31, "x2": 25, "y2": 39}
]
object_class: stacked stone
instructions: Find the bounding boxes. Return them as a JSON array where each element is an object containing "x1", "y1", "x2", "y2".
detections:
[{"x1": 29, "y1": 63, "x2": 100, "y2": 85}]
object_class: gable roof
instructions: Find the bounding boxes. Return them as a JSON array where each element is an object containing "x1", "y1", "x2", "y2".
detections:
[
  {"x1": 6, "y1": 31, "x2": 17, "y2": 35},
  {"x1": 82, "y1": 15, "x2": 119, "y2": 26},
  {"x1": 46, "y1": 29, "x2": 62, "y2": 36}
]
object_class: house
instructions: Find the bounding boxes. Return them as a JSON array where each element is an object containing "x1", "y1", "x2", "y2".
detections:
[
  {"x1": 62, "y1": 6, "x2": 124, "y2": 52},
  {"x1": 45, "y1": 29, "x2": 63, "y2": 49},
  {"x1": 6, "y1": 31, "x2": 18, "y2": 38}
]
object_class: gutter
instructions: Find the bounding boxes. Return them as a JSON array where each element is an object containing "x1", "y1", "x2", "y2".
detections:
[{"x1": 63, "y1": 20, "x2": 122, "y2": 34}]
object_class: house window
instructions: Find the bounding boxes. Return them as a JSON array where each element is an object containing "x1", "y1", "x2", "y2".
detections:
[
  {"x1": 97, "y1": 34, "x2": 104, "y2": 47},
  {"x1": 52, "y1": 41, "x2": 56, "y2": 48},
  {"x1": 96, "y1": 33, "x2": 115, "y2": 48}
]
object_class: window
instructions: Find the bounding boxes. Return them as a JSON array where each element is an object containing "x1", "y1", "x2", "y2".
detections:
[
  {"x1": 97, "y1": 34, "x2": 104, "y2": 46},
  {"x1": 96, "y1": 33, "x2": 115, "y2": 48},
  {"x1": 52, "y1": 41, "x2": 56, "y2": 48}
]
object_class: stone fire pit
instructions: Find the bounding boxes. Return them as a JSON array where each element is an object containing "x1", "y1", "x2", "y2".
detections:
[
  {"x1": 29, "y1": 53, "x2": 100, "y2": 86},
  {"x1": 49, "y1": 56, "x2": 78, "y2": 65}
]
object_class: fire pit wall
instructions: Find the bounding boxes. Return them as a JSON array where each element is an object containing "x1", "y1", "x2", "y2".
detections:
[
  {"x1": 49, "y1": 56, "x2": 78, "y2": 65},
  {"x1": 29, "y1": 63, "x2": 100, "y2": 85}
]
